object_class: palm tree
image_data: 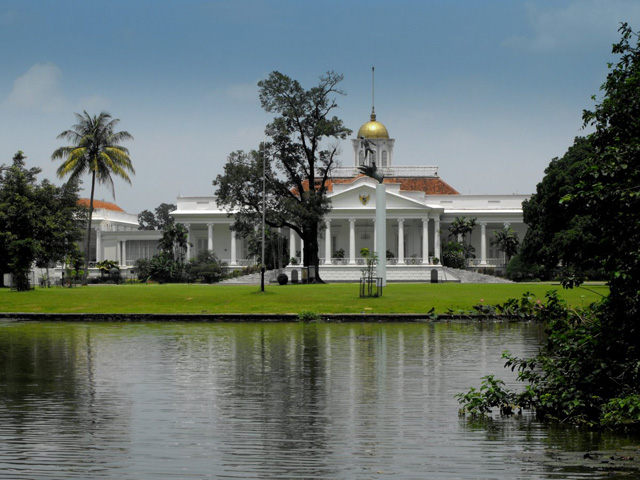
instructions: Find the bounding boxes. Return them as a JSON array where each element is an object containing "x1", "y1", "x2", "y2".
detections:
[
  {"x1": 448, "y1": 216, "x2": 477, "y2": 267},
  {"x1": 52, "y1": 111, "x2": 134, "y2": 284},
  {"x1": 492, "y1": 227, "x2": 520, "y2": 266}
]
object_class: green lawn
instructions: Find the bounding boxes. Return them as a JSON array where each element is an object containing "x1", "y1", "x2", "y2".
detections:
[{"x1": 0, "y1": 282, "x2": 607, "y2": 315}]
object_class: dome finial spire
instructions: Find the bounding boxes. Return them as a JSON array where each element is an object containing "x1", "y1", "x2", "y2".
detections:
[{"x1": 371, "y1": 66, "x2": 376, "y2": 121}]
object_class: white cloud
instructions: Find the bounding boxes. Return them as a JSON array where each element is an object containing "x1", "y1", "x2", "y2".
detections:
[
  {"x1": 5, "y1": 63, "x2": 65, "y2": 112},
  {"x1": 504, "y1": 0, "x2": 640, "y2": 53}
]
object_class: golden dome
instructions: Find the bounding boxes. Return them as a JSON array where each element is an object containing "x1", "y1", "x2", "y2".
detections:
[{"x1": 357, "y1": 111, "x2": 389, "y2": 139}]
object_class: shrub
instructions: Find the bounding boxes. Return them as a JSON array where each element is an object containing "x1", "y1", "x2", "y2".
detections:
[
  {"x1": 441, "y1": 241, "x2": 465, "y2": 269},
  {"x1": 506, "y1": 255, "x2": 540, "y2": 281},
  {"x1": 187, "y1": 250, "x2": 224, "y2": 283},
  {"x1": 277, "y1": 273, "x2": 288, "y2": 285}
]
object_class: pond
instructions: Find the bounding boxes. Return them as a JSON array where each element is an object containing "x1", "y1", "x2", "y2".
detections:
[{"x1": 0, "y1": 321, "x2": 637, "y2": 479}]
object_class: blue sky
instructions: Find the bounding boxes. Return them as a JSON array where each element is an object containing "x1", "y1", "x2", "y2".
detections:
[{"x1": 1, "y1": 0, "x2": 639, "y2": 214}]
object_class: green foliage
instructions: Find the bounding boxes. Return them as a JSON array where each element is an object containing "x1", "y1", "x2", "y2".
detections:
[
  {"x1": 492, "y1": 227, "x2": 520, "y2": 265},
  {"x1": 245, "y1": 226, "x2": 289, "y2": 270},
  {"x1": 187, "y1": 250, "x2": 224, "y2": 284},
  {"x1": 138, "y1": 203, "x2": 176, "y2": 230},
  {"x1": 64, "y1": 247, "x2": 85, "y2": 287},
  {"x1": 458, "y1": 24, "x2": 640, "y2": 432},
  {"x1": 520, "y1": 137, "x2": 599, "y2": 280},
  {"x1": 505, "y1": 255, "x2": 540, "y2": 281},
  {"x1": 456, "y1": 375, "x2": 522, "y2": 417},
  {"x1": 0, "y1": 152, "x2": 83, "y2": 290},
  {"x1": 158, "y1": 223, "x2": 190, "y2": 263},
  {"x1": 360, "y1": 247, "x2": 378, "y2": 280},
  {"x1": 458, "y1": 292, "x2": 640, "y2": 431},
  {"x1": 134, "y1": 258, "x2": 151, "y2": 282},
  {"x1": 52, "y1": 111, "x2": 134, "y2": 283},
  {"x1": 298, "y1": 311, "x2": 321, "y2": 322},
  {"x1": 213, "y1": 71, "x2": 351, "y2": 282},
  {"x1": 601, "y1": 395, "x2": 640, "y2": 430},
  {"x1": 441, "y1": 241, "x2": 466, "y2": 269},
  {"x1": 148, "y1": 253, "x2": 184, "y2": 284},
  {"x1": 448, "y1": 216, "x2": 477, "y2": 266}
]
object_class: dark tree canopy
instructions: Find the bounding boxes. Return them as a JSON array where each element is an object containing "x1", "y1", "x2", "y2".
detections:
[
  {"x1": 0, "y1": 152, "x2": 83, "y2": 290},
  {"x1": 214, "y1": 71, "x2": 352, "y2": 282},
  {"x1": 458, "y1": 24, "x2": 640, "y2": 430},
  {"x1": 520, "y1": 136, "x2": 600, "y2": 279},
  {"x1": 138, "y1": 203, "x2": 176, "y2": 230}
]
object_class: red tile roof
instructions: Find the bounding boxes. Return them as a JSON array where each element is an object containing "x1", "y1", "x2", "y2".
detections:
[
  {"x1": 77, "y1": 198, "x2": 125, "y2": 212},
  {"x1": 313, "y1": 175, "x2": 460, "y2": 195}
]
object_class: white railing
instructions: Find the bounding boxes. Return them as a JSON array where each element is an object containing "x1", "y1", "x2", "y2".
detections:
[
  {"x1": 469, "y1": 258, "x2": 504, "y2": 267},
  {"x1": 319, "y1": 257, "x2": 431, "y2": 266}
]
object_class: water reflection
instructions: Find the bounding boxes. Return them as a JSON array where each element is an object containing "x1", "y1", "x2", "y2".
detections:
[{"x1": 0, "y1": 321, "x2": 636, "y2": 479}]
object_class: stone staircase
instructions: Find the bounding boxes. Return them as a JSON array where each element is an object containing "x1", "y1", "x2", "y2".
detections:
[
  {"x1": 218, "y1": 272, "x2": 266, "y2": 285},
  {"x1": 442, "y1": 267, "x2": 513, "y2": 284}
]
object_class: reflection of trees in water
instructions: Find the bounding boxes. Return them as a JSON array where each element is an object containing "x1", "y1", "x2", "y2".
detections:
[{"x1": 0, "y1": 324, "x2": 132, "y2": 473}]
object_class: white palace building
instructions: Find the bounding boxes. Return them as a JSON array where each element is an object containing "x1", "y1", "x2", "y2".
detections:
[{"x1": 73, "y1": 110, "x2": 529, "y2": 283}]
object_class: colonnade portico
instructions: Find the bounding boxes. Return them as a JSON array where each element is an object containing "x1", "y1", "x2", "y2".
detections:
[
  {"x1": 287, "y1": 215, "x2": 443, "y2": 265},
  {"x1": 180, "y1": 221, "x2": 242, "y2": 266}
]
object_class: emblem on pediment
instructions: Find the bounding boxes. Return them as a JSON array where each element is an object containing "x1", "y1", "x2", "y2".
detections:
[{"x1": 359, "y1": 194, "x2": 370, "y2": 205}]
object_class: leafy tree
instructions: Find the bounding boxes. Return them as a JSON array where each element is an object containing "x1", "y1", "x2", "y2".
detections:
[
  {"x1": 158, "y1": 223, "x2": 190, "y2": 263},
  {"x1": 52, "y1": 111, "x2": 134, "y2": 284},
  {"x1": 441, "y1": 241, "x2": 466, "y2": 269},
  {"x1": 505, "y1": 255, "x2": 539, "y2": 281},
  {"x1": 137, "y1": 209, "x2": 157, "y2": 230},
  {"x1": 214, "y1": 71, "x2": 351, "y2": 283},
  {"x1": 0, "y1": 152, "x2": 83, "y2": 290},
  {"x1": 138, "y1": 203, "x2": 176, "y2": 230},
  {"x1": 33, "y1": 178, "x2": 85, "y2": 279},
  {"x1": 520, "y1": 136, "x2": 600, "y2": 279},
  {"x1": 492, "y1": 227, "x2": 520, "y2": 266},
  {"x1": 0, "y1": 152, "x2": 40, "y2": 290},
  {"x1": 458, "y1": 24, "x2": 640, "y2": 430},
  {"x1": 448, "y1": 217, "x2": 477, "y2": 266},
  {"x1": 244, "y1": 226, "x2": 289, "y2": 270}
]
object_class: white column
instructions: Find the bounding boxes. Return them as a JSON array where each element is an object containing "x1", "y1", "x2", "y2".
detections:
[
  {"x1": 376, "y1": 184, "x2": 387, "y2": 286},
  {"x1": 479, "y1": 221, "x2": 487, "y2": 265},
  {"x1": 324, "y1": 219, "x2": 331, "y2": 262},
  {"x1": 300, "y1": 235, "x2": 305, "y2": 265},
  {"x1": 434, "y1": 216, "x2": 441, "y2": 259},
  {"x1": 207, "y1": 223, "x2": 214, "y2": 251},
  {"x1": 422, "y1": 216, "x2": 429, "y2": 264},
  {"x1": 373, "y1": 219, "x2": 377, "y2": 253},
  {"x1": 230, "y1": 229, "x2": 237, "y2": 265},
  {"x1": 185, "y1": 224, "x2": 191, "y2": 260},
  {"x1": 348, "y1": 218, "x2": 356, "y2": 264},
  {"x1": 397, "y1": 218, "x2": 405, "y2": 264},
  {"x1": 121, "y1": 240, "x2": 127, "y2": 267},
  {"x1": 95, "y1": 228, "x2": 102, "y2": 263},
  {"x1": 116, "y1": 240, "x2": 121, "y2": 266},
  {"x1": 289, "y1": 229, "x2": 296, "y2": 262}
]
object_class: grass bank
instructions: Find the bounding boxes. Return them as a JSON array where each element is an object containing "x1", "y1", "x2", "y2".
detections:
[{"x1": 0, "y1": 282, "x2": 607, "y2": 315}]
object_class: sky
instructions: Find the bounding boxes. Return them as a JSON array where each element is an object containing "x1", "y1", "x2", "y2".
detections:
[{"x1": 1, "y1": 0, "x2": 640, "y2": 215}]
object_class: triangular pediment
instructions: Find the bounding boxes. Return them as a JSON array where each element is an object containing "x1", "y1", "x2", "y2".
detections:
[{"x1": 328, "y1": 181, "x2": 427, "y2": 211}]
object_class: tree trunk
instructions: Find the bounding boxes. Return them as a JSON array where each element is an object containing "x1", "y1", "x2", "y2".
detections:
[
  {"x1": 83, "y1": 171, "x2": 96, "y2": 286},
  {"x1": 306, "y1": 221, "x2": 324, "y2": 283}
]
